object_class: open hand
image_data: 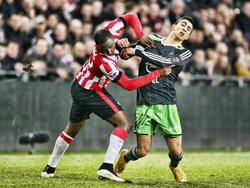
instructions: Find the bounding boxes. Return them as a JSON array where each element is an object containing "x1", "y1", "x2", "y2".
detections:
[{"x1": 139, "y1": 34, "x2": 155, "y2": 48}]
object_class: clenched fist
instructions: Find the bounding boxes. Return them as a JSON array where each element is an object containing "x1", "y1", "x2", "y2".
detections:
[
  {"x1": 157, "y1": 65, "x2": 175, "y2": 76},
  {"x1": 120, "y1": 48, "x2": 135, "y2": 60}
]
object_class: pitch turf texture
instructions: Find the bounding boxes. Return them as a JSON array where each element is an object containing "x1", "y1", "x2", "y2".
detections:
[{"x1": 0, "y1": 151, "x2": 250, "y2": 188}]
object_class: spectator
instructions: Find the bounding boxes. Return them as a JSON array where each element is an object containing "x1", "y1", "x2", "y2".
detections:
[
  {"x1": 19, "y1": 0, "x2": 36, "y2": 19},
  {"x1": 0, "y1": 44, "x2": 6, "y2": 68},
  {"x1": 24, "y1": 37, "x2": 51, "y2": 72},
  {"x1": 236, "y1": 1, "x2": 250, "y2": 41},
  {"x1": 72, "y1": 41, "x2": 87, "y2": 66},
  {"x1": 101, "y1": 0, "x2": 126, "y2": 21},
  {"x1": 183, "y1": 49, "x2": 207, "y2": 75},
  {"x1": 169, "y1": 0, "x2": 186, "y2": 24},
  {"x1": 47, "y1": 0, "x2": 68, "y2": 24},
  {"x1": 0, "y1": 0, "x2": 249, "y2": 84},
  {"x1": 46, "y1": 13, "x2": 59, "y2": 31},
  {"x1": 72, "y1": 3, "x2": 92, "y2": 22},
  {"x1": 82, "y1": 21, "x2": 93, "y2": 41},
  {"x1": 48, "y1": 43, "x2": 71, "y2": 81},
  {"x1": 34, "y1": 0, "x2": 48, "y2": 15},
  {"x1": 206, "y1": 49, "x2": 220, "y2": 76},
  {"x1": 214, "y1": 55, "x2": 232, "y2": 76},
  {"x1": 50, "y1": 23, "x2": 69, "y2": 45},
  {"x1": 0, "y1": 13, "x2": 6, "y2": 44},
  {"x1": 236, "y1": 54, "x2": 250, "y2": 78},
  {"x1": 68, "y1": 19, "x2": 84, "y2": 46},
  {"x1": 1, "y1": 0, "x2": 18, "y2": 19},
  {"x1": 137, "y1": 1, "x2": 150, "y2": 25},
  {"x1": 215, "y1": 3, "x2": 235, "y2": 27},
  {"x1": 180, "y1": 49, "x2": 208, "y2": 85},
  {"x1": 1, "y1": 41, "x2": 23, "y2": 72},
  {"x1": 31, "y1": 15, "x2": 52, "y2": 45},
  {"x1": 147, "y1": 3, "x2": 164, "y2": 32},
  {"x1": 91, "y1": 0, "x2": 104, "y2": 27},
  {"x1": 4, "y1": 13, "x2": 22, "y2": 42}
]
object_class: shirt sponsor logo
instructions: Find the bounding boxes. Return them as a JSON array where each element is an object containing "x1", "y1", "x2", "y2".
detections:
[{"x1": 169, "y1": 51, "x2": 175, "y2": 56}]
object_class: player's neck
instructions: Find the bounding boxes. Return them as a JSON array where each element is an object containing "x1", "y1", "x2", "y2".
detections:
[{"x1": 162, "y1": 33, "x2": 183, "y2": 46}]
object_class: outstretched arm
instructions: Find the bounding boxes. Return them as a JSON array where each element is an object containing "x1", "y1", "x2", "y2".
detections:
[{"x1": 113, "y1": 66, "x2": 174, "y2": 90}]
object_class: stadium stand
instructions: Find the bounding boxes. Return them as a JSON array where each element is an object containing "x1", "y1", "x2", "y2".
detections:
[{"x1": 0, "y1": 0, "x2": 249, "y2": 86}]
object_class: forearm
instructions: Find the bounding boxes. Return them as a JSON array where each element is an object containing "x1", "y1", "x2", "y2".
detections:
[
  {"x1": 114, "y1": 70, "x2": 160, "y2": 90},
  {"x1": 121, "y1": 13, "x2": 144, "y2": 39}
]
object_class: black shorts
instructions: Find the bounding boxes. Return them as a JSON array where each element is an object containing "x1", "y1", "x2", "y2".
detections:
[{"x1": 69, "y1": 79, "x2": 123, "y2": 123}]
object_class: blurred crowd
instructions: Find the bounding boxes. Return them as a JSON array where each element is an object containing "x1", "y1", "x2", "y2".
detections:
[{"x1": 0, "y1": 0, "x2": 250, "y2": 83}]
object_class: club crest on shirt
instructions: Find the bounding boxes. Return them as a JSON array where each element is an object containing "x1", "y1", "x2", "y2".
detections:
[
  {"x1": 109, "y1": 71, "x2": 118, "y2": 79},
  {"x1": 145, "y1": 62, "x2": 159, "y2": 73}
]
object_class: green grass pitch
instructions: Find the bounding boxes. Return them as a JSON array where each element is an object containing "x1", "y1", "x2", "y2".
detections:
[{"x1": 0, "y1": 151, "x2": 250, "y2": 188}]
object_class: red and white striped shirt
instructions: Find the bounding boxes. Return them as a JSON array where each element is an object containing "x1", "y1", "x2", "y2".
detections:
[{"x1": 75, "y1": 13, "x2": 144, "y2": 90}]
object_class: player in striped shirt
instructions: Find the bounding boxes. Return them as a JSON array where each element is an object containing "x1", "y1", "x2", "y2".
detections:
[
  {"x1": 41, "y1": 13, "x2": 173, "y2": 182},
  {"x1": 114, "y1": 16, "x2": 194, "y2": 183}
]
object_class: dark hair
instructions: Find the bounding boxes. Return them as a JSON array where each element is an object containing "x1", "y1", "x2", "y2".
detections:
[
  {"x1": 175, "y1": 16, "x2": 194, "y2": 26},
  {"x1": 35, "y1": 37, "x2": 47, "y2": 45},
  {"x1": 94, "y1": 29, "x2": 113, "y2": 45}
]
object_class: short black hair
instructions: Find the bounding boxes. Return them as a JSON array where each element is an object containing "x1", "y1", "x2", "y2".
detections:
[
  {"x1": 94, "y1": 29, "x2": 113, "y2": 45},
  {"x1": 175, "y1": 16, "x2": 194, "y2": 26}
]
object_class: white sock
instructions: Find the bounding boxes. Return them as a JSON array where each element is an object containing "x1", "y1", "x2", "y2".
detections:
[
  {"x1": 48, "y1": 132, "x2": 73, "y2": 168},
  {"x1": 103, "y1": 134, "x2": 124, "y2": 164}
]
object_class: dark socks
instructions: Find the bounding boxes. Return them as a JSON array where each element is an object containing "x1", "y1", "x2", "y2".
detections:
[
  {"x1": 43, "y1": 165, "x2": 56, "y2": 174},
  {"x1": 169, "y1": 151, "x2": 183, "y2": 168},
  {"x1": 99, "y1": 162, "x2": 113, "y2": 171},
  {"x1": 124, "y1": 146, "x2": 143, "y2": 162}
]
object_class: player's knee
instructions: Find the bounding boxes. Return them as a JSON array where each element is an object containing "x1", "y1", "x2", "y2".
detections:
[
  {"x1": 64, "y1": 121, "x2": 86, "y2": 138},
  {"x1": 118, "y1": 121, "x2": 133, "y2": 132},
  {"x1": 169, "y1": 149, "x2": 183, "y2": 160},
  {"x1": 169, "y1": 147, "x2": 182, "y2": 157}
]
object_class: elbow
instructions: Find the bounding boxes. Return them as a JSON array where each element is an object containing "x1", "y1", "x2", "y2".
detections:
[
  {"x1": 126, "y1": 87, "x2": 135, "y2": 91},
  {"x1": 125, "y1": 12, "x2": 137, "y2": 17},
  {"x1": 122, "y1": 86, "x2": 135, "y2": 91}
]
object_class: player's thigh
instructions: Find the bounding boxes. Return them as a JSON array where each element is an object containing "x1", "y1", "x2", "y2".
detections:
[
  {"x1": 90, "y1": 88, "x2": 124, "y2": 120},
  {"x1": 155, "y1": 105, "x2": 182, "y2": 137},
  {"x1": 164, "y1": 136, "x2": 182, "y2": 156},
  {"x1": 106, "y1": 111, "x2": 132, "y2": 131},
  {"x1": 134, "y1": 105, "x2": 157, "y2": 136},
  {"x1": 70, "y1": 79, "x2": 92, "y2": 122},
  {"x1": 69, "y1": 98, "x2": 91, "y2": 123}
]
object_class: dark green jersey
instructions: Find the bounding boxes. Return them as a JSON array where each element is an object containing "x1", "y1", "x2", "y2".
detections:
[{"x1": 135, "y1": 33, "x2": 192, "y2": 105}]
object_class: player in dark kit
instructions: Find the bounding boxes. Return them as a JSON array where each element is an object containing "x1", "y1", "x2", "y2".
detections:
[
  {"x1": 41, "y1": 13, "x2": 173, "y2": 182},
  {"x1": 114, "y1": 16, "x2": 194, "y2": 182}
]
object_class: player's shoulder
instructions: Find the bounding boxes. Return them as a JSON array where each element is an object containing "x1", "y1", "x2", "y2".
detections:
[
  {"x1": 101, "y1": 55, "x2": 117, "y2": 65},
  {"x1": 148, "y1": 33, "x2": 164, "y2": 41},
  {"x1": 178, "y1": 47, "x2": 192, "y2": 61},
  {"x1": 175, "y1": 46, "x2": 192, "y2": 55}
]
